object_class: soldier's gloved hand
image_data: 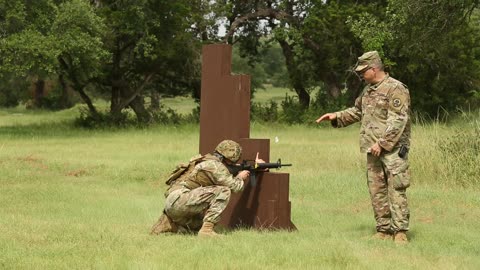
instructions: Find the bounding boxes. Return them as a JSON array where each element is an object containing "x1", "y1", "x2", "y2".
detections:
[{"x1": 237, "y1": 170, "x2": 250, "y2": 181}]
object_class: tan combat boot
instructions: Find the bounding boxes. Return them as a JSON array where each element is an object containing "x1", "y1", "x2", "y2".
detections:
[
  {"x1": 150, "y1": 212, "x2": 177, "y2": 235},
  {"x1": 372, "y1": 231, "x2": 392, "y2": 240},
  {"x1": 393, "y1": 231, "x2": 408, "y2": 244},
  {"x1": 198, "y1": 221, "x2": 220, "y2": 237}
]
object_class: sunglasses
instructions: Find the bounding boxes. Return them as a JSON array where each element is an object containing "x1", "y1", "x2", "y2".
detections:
[{"x1": 357, "y1": 67, "x2": 373, "y2": 75}]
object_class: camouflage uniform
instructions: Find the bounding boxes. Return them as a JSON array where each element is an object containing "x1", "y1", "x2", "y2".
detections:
[
  {"x1": 333, "y1": 53, "x2": 411, "y2": 233},
  {"x1": 163, "y1": 154, "x2": 244, "y2": 231}
]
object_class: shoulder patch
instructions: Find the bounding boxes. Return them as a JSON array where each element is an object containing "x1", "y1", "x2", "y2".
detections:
[
  {"x1": 389, "y1": 93, "x2": 408, "y2": 112},
  {"x1": 392, "y1": 98, "x2": 402, "y2": 108}
]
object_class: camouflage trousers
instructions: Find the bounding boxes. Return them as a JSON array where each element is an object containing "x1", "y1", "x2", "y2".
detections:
[
  {"x1": 164, "y1": 186, "x2": 231, "y2": 231},
  {"x1": 367, "y1": 148, "x2": 410, "y2": 233}
]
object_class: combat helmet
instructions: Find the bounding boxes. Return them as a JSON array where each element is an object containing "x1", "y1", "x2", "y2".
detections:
[{"x1": 215, "y1": 140, "x2": 242, "y2": 163}]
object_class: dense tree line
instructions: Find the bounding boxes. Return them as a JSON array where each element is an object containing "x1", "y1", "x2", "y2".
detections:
[
  {"x1": 1, "y1": 0, "x2": 201, "y2": 123},
  {"x1": 1, "y1": 0, "x2": 479, "y2": 123}
]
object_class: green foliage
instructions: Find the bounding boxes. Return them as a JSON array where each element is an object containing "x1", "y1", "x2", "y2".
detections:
[
  {"x1": 0, "y1": 0, "x2": 109, "y2": 112},
  {"x1": 2, "y1": 0, "x2": 480, "y2": 121},
  {"x1": 1, "y1": 0, "x2": 202, "y2": 122},
  {"x1": 250, "y1": 89, "x2": 343, "y2": 125},
  {"x1": 0, "y1": 73, "x2": 29, "y2": 107},
  {"x1": 37, "y1": 85, "x2": 77, "y2": 111},
  {"x1": 225, "y1": 0, "x2": 478, "y2": 117},
  {"x1": 0, "y1": 29, "x2": 59, "y2": 77},
  {"x1": 349, "y1": 0, "x2": 480, "y2": 115},
  {"x1": 347, "y1": 13, "x2": 392, "y2": 60},
  {"x1": 279, "y1": 95, "x2": 306, "y2": 124},
  {"x1": 232, "y1": 42, "x2": 290, "y2": 98},
  {"x1": 251, "y1": 100, "x2": 279, "y2": 122},
  {"x1": 250, "y1": 95, "x2": 308, "y2": 125},
  {"x1": 151, "y1": 105, "x2": 199, "y2": 125},
  {"x1": 232, "y1": 45, "x2": 267, "y2": 92},
  {"x1": 261, "y1": 44, "x2": 289, "y2": 87},
  {"x1": 74, "y1": 106, "x2": 135, "y2": 128},
  {"x1": 53, "y1": 0, "x2": 109, "y2": 81},
  {"x1": 310, "y1": 86, "x2": 348, "y2": 114},
  {"x1": 436, "y1": 113, "x2": 480, "y2": 187},
  {"x1": 0, "y1": 89, "x2": 20, "y2": 107},
  {"x1": 149, "y1": 107, "x2": 184, "y2": 125},
  {"x1": 94, "y1": 0, "x2": 202, "y2": 122}
]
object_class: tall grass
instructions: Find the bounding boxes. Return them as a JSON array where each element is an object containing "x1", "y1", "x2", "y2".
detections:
[
  {"x1": 411, "y1": 110, "x2": 480, "y2": 187},
  {"x1": 1, "y1": 108, "x2": 480, "y2": 269}
]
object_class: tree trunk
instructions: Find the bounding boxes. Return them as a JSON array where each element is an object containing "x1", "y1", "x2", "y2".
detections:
[
  {"x1": 110, "y1": 82, "x2": 123, "y2": 122},
  {"x1": 110, "y1": 78, "x2": 153, "y2": 123},
  {"x1": 77, "y1": 87, "x2": 98, "y2": 116},
  {"x1": 277, "y1": 39, "x2": 310, "y2": 109},
  {"x1": 223, "y1": 8, "x2": 295, "y2": 43},
  {"x1": 58, "y1": 57, "x2": 98, "y2": 116},
  {"x1": 34, "y1": 79, "x2": 45, "y2": 108},
  {"x1": 325, "y1": 73, "x2": 342, "y2": 99},
  {"x1": 150, "y1": 90, "x2": 160, "y2": 110},
  {"x1": 58, "y1": 75, "x2": 74, "y2": 109},
  {"x1": 129, "y1": 95, "x2": 151, "y2": 123},
  {"x1": 222, "y1": 7, "x2": 310, "y2": 108},
  {"x1": 346, "y1": 75, "x2": 364, "y2": 105},
  {"x1": 111, "y1": 45, "x2": 122, "y2": 114}
]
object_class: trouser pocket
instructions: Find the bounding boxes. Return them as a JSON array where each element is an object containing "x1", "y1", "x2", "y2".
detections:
[
  {"x1": 392, "y1": 166, "x2": 410, "y2": 189},
  {"x1": 383, "y1": 150, "x2": 411, "y2": 190}
]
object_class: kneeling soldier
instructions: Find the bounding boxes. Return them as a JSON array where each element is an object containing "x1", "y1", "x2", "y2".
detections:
[{"x1": 151, "y1": 140, "x2": 254, "y2": 237}]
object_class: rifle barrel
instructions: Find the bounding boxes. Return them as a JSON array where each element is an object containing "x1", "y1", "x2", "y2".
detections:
[{"x1": 257, "y1": 162, "x2": 292, "y2": 168}]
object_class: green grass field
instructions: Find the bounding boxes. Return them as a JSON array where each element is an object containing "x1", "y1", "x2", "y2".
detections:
[{"x1": 1, "y1": 95, "x2": 479, "y2": 269}]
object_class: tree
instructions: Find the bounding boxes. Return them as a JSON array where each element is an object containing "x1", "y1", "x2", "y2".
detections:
[
  {"x1": 0, "y1": 0, "x2": 108, "y2": 111},
  {"x1": 86, "y1": 0, "x2": 203, "y2": 123},
  {"x1": 221, "y1": 0, "x2": 380, "y2": 109},
  {"x1": 350, "y1": 0, "x2": 480, "y2": 115},
  {"x1": 54, "y1": 0, "x2": 109, "y2": 114},
  {"x1": 1, "y1": 0, "x2": 202, "y2": 123}
]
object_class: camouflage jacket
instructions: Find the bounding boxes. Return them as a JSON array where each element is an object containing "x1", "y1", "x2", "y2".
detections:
[
  {"x1": 333, "y1": 75, "x2": 411, "y2": 153},
  {"x1": 180, "y1": 154, "x2": 245, "y2": 193}
]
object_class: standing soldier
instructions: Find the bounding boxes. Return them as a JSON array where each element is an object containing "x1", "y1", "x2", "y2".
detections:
[
  {"x1": 315, "y1": 51, "x2": 411, "y2": 244},
  {"x1": 151, "y1": 140, "x2": 261, "y2": 237}
]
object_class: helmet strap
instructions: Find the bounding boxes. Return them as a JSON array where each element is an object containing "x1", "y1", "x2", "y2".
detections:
[{"x1": 213, "y1": 151, "x2": 224, "y2": 161}]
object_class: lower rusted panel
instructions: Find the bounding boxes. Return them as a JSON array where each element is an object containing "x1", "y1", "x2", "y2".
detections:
[{"x1": 219, "y1": 172, "x2": 296, "y2": 230}]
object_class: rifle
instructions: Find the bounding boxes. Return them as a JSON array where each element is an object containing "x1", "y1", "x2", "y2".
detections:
[{"x1": 227, "y1": 159, "x2": 292, "y2": 186}]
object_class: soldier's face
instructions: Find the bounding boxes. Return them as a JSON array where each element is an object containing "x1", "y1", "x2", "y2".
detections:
[{"x1": 360, "y1": 67, "x2": 376, "y2": 83}]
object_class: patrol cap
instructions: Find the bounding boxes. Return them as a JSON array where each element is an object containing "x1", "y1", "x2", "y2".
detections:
[{"x1": 355, "y1": 51, "x2": 383, "y2": 72}]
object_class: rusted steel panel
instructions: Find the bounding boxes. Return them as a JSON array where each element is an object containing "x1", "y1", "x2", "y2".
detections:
[
  {"x1": 238, "y1": 138, "x2": 270, "y2": 162},
  {"x1": 218, "y1": 172, "x2": 296, "y2": 230},
  {"x1": 199, "y1": 45, "x2": 250, "y2": 155},
  {"x1": 200, "y1": 44, "x2": 295, "y2": 230}
]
